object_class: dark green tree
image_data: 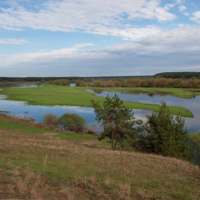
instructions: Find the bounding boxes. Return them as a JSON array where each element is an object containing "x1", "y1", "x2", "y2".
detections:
[
  {"x1": 145, "y1": 101, "x2": 189, "y2": 158},
  {"x1": 59, "y1": 113, "x2": 86, "y2": 132},
  {"x1": 91, "y1": 94, "x2": 143, "y2": 150},
  {"x1": 188, "y1": 131, "x2": 200, "y2": 165}
]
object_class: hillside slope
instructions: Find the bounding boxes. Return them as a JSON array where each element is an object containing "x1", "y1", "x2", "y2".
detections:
[{"x1": 0, "y1": 114, "x2": 199, "y2": 199}]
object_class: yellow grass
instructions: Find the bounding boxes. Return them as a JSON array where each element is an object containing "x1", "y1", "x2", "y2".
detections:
[{"x1": 0, "y1": 115, "x2": 199, "y2": 199}]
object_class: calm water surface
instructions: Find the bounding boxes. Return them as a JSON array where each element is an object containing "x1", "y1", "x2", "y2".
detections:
[
  {"x1": 0, "y1": 85, "x2": 199, "y2": 133},
  {"x1": 10, "y1": 84, "x2": 43, "y2": 88},
  {"x1": 85, "y1": 89, "x2": 200, "y2": 132}
]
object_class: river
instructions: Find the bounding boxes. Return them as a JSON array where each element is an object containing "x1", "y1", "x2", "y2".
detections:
[{"x1": 0, "y1": 85, "x2": 199, "y2": 133}]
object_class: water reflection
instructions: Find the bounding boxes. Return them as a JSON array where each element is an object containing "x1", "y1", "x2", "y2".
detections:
[
  {"x1": 0, "y1": 96, "x2": 102, "y2": 133},
  {"x1": 70, "y1": 83, "x2": 76, "y2": 87},
  {"x1": 85, "y1": 89, "x2": 200, "y2": 132},
  {"x1": 11, "y1": 84, "x2": 43, "y2": 88}
]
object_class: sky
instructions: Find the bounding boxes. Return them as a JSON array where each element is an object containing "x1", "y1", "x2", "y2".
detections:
[{"x1": 0, "y1": 0, "x2": 200, "y2": 77}]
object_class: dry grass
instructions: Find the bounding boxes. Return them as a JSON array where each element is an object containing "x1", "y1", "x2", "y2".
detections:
[
  {"x1": 0, "y1": 116, "x2": 200, "y2": 199},
  {"x1": 136, "y1": 187, "x2": 149, "y2": 199},
  {"x1": 16, "y1": 179, "x2": 27, "y2": 194}
]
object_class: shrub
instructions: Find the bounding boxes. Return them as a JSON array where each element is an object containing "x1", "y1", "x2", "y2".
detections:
[
  {"x1": 93, "y1": 81, "x2": 101, "y2": 87},
  {"x1": 37, "y1": 81, "x2": 41, "y2": 87},
  {"x1": 75, "y1": 78, "x2": 82, "y2": 86},
  {"x1": 43, "y1": 113, "x2": 58, "y2": 127},
  {"x1": 59, "y1": 113, "x2": 86, "y2": 132},
  {"x1": 53, "y1": 79, "x2": 69, "y2": 86},
  {"x1": 0, "y1": 83, "x2": 5, "y2": 87}
]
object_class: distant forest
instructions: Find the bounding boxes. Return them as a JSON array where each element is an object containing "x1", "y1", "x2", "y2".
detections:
[
  {"x1": 0, "y1": 76, "x2": 151, "y2": 82},
  {"x1": 1, "y1": 72, "x2": 200, "y2": 83},
  {"x1": 154, "y1": 72, "x2": 200, "y2": 79}
]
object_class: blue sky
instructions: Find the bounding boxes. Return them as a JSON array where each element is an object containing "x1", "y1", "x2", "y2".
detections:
[{"x1": 0, "y1": 0, "x2": 200, "y2": 77}]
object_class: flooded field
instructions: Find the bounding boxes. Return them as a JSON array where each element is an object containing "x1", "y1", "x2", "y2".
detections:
[{"x1": 0, "y1": 85, "x2": 199, "y2": 133}]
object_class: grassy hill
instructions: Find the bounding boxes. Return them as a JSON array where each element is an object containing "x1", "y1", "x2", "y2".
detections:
[{"x1": 0, "y1": 114, "x2": 199, "y2": 199}]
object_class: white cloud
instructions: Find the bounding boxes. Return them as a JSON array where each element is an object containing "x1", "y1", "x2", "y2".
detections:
[
  {"x1": 0, "y1": 38, "x2": 27, "y2": 44},
  {"x1": 191, "y1": 11, "x2": 200, "y2": 23},
  {"x1": 0, "y1": 25, "x2": 200, "y2": 76},
  {"x1": 0, "y1": 43, "x2": 94, "y2": 66},
  {"x1": 179, "y1": 5, "x2": 186, "y2": 12},
  {"x1": 184, "y1": 13, "x2": 189, "y2": 16},
  {"x1": 0, "y1": 0, "x2": 175, "y2": 40},
  {"x1": 176, "y1": 0, "x2": 185, "y2": 4},
  {"x1": 86, "y1": 26, "x2": 161, "y2": 40}
]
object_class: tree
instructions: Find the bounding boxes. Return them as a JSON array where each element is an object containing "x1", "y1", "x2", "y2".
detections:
[
  {"x1": 43, "y1": 113, "x2": 58, "y2": 127},
  {"x1": 59, "y1": 113, "x2": 86, "y2": 132},
  {"x1": 91, "y1": 94, "x2": 143, "y2": 150},
  {"x1": 144, "y1": 101, "x2": 189, "y2": 158},
  {"x1": 188, "y1": 132, "x2": 200, "y2": 165}
]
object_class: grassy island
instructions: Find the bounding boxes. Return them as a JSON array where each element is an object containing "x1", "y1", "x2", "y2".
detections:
[{"x1": 0, "y1": 84, "x2": 194, "y2": 117}]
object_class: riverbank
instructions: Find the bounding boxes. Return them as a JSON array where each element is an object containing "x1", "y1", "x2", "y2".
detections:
[
  {"x1": 82, "y1": 86, "x2": 200, "y2": 99},
  {"x1": 0, "y1": 84, "x2": 193, "y2": 117},
  {"x1": 0, "y1": 114, "x2": 199, "y2": 199}
]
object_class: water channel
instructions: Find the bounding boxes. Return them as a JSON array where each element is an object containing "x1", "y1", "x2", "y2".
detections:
[{"x1": 0, "y1": 85, "x2": 199, "y2": 133}]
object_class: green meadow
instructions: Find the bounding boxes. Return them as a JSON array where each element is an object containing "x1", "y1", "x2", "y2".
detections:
[{"x1": 0, "y1": 84, "x2": 194, "y2": 117}]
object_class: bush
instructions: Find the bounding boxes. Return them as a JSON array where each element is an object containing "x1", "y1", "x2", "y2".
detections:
[
  {"x1": 0, "y1": 83, "x2": 5, "y2": 87},
  {"x1": 37, "y1": 81, "x2": 41, "y2": 87},
  {"x1": 59, "y1": 113, "x2": 86, "y2": 132},
  {"x1": 144, "y1": 101, "x2": 189, "y2": 159},
  {"x1": 75, "y1": 78, "x2": 82, "y2": 86},
  {"x1": 53, "y1": 79, "x2": 70, "y2": 86},
  {"x1": 43, "y1": 113, "x2": 58, "y2": 127}
]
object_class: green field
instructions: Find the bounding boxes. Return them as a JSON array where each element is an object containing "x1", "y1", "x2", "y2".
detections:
[{"x1": 0, "y1": 84, "x2": 194, "y2": 117}]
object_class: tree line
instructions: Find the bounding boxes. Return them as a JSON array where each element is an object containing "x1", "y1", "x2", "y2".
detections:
[
  {"x1": 0, "y1": 77, "x2": 78, "y2": 82},
  {"x1": 0, "y1": 76, "x2": 151, "y2": 83},
  {"x1": 154, "y1": 72, "x2": 200, "y2": 79},
  {"x1": 48, "y1": 79, "x2": 70, "y2": 86},
  {"x1": 76, "y1": 77, "x2": 200, "y2": 88}
]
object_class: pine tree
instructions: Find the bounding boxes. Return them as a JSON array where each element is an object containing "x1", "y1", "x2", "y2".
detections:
[
  {"x1": 145, "y1": 101, "x2": 189, "y2": 158},
  {"x1": 91, "y1": 94, "x2": 143, "y2": 150}
]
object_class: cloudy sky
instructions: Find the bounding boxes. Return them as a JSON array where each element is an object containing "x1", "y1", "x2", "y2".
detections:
[{"x1": 0, "y1": 0, "x2": 200, "y2": 77}]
